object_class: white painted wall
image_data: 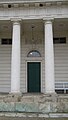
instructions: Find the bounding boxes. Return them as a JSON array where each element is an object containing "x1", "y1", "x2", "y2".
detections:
[
  {"x1": 54, "y1": 44, "x2": 68, "y2": 82},
  {"x1": 0, "y1": 45, "x2": 11, "y2": 92}
]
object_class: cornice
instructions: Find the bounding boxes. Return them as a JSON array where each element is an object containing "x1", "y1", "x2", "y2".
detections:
[
  {"x1": 0, "y1": 0, "x2": 68, "y2": 4},
  {"x1": 0, "y1": 0, "x2": 67, "y2": 8}
]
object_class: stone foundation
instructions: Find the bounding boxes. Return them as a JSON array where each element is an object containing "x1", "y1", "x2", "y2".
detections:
[{"x1": 0, "y1": 94, "x2": 68, "y2": 118}]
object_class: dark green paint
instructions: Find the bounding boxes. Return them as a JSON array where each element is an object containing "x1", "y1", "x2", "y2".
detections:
[{"x1": 27, "y1": 62, "x2": 41, "y2": 92}]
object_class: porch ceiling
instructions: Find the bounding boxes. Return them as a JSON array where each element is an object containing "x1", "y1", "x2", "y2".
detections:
[
  {"x1": 0, "y1": 21, "x2": 11, "y2": 33},
  {"x1": 54, "y1": 19, "x2": 68, "y2": 31},
  {"x1": 0, "y1": 19, "x2": 68, "y2": 42},
  {"x1": 22, "y1": 19, "x2": 44, "y2": 44}
]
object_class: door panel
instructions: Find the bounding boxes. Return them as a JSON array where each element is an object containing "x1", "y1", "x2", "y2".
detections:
[{"x1": 27, "y1": 62, "x2": 41, "y2": 92}]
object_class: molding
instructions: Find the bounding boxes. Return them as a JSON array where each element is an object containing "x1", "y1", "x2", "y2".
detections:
[
  {"x1": 46, "y1": 3, "x2": 51, "y2": 6},
  {"x1": 3, "y1": 4, "x2": 8, "y2": 8},
  {"x1": 14, "y1": 4, "x2": 19, "y2": 8},
  {"x1": 57, "y1": 2, "x2": 62, "y2": 6},
  {"x1": 0, "y1": 14, "x2": 68, "y2": 21},
  {"x1": 10, "y1": 18, "x2": 22, "y2": 22},
  {"x1": 0, "y1": 0, "x2": 67, "y2": 3}
]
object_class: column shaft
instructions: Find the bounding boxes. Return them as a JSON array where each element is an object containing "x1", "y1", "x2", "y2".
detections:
[
  {"x1": 11, "y1": 21, "x2": 20, "y2": 93},
  {"x1": 44, "y1": 20, "x2": 55, "y2": 93}
]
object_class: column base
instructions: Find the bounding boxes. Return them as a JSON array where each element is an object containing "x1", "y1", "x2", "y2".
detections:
[
  {"x1": 44, "y1": 91, "x2": 57, "y2": 96},
  {"x1": 9, "y1": 92, "x2": 22, "y2": 96}
]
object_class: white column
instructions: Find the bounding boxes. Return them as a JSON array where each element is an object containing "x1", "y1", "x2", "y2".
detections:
[
  {"x1": 44, "y1": 19, "x2": 55, "y2": 93},
  {"x1": 11, "y1": 20, "x2": 21, "y2": 93}
]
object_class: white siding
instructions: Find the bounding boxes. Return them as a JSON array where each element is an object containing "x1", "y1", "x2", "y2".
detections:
[
  {"x1": 54, "y1": 44, "x2": 68, "y2": 82},
  {"x1": 0, "y1": 45, "x2": 11, "y2": 92}
]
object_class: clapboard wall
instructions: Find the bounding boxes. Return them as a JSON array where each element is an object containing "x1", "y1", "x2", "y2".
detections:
[{"x1": 0, "y1": 45, "x2": 11, "y2": 92}]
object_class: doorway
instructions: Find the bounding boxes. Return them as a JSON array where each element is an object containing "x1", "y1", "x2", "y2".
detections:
[{"x1": 27, "y1": 62, "x2": 41, "y2": 92}]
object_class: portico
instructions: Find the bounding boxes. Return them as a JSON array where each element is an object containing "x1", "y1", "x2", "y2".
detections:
[{"x1": 0, "y1": 0, "x2": 68, "y2": 119}]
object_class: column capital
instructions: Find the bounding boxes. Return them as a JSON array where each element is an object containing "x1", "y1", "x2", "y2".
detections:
[
  {"x1": 43, "y1": 17, "x2": 54, "y2": 24},
  {"x1": 10, "y1": 18, "x2": 22, "y2": 24}
]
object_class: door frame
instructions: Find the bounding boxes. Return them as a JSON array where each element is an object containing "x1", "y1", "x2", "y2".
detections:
[{"x1": 26, "y1": 60, "x2": 42, "y2": 93}]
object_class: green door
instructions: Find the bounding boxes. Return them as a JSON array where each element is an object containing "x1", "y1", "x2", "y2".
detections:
[{"x1": 27, "y1": 62, "x2": 41, "y2": 92}]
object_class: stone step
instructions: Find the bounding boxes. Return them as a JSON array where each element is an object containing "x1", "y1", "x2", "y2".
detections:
[
  {"x1": 0, "y1": 94, "x2": 68, "y2": 114},
  {"x1": 0, "y1": 117, "x2": 68, "y2": 120},
  {"x1": 0, "y1": 113, "x2": 68, "y2": 118}
]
